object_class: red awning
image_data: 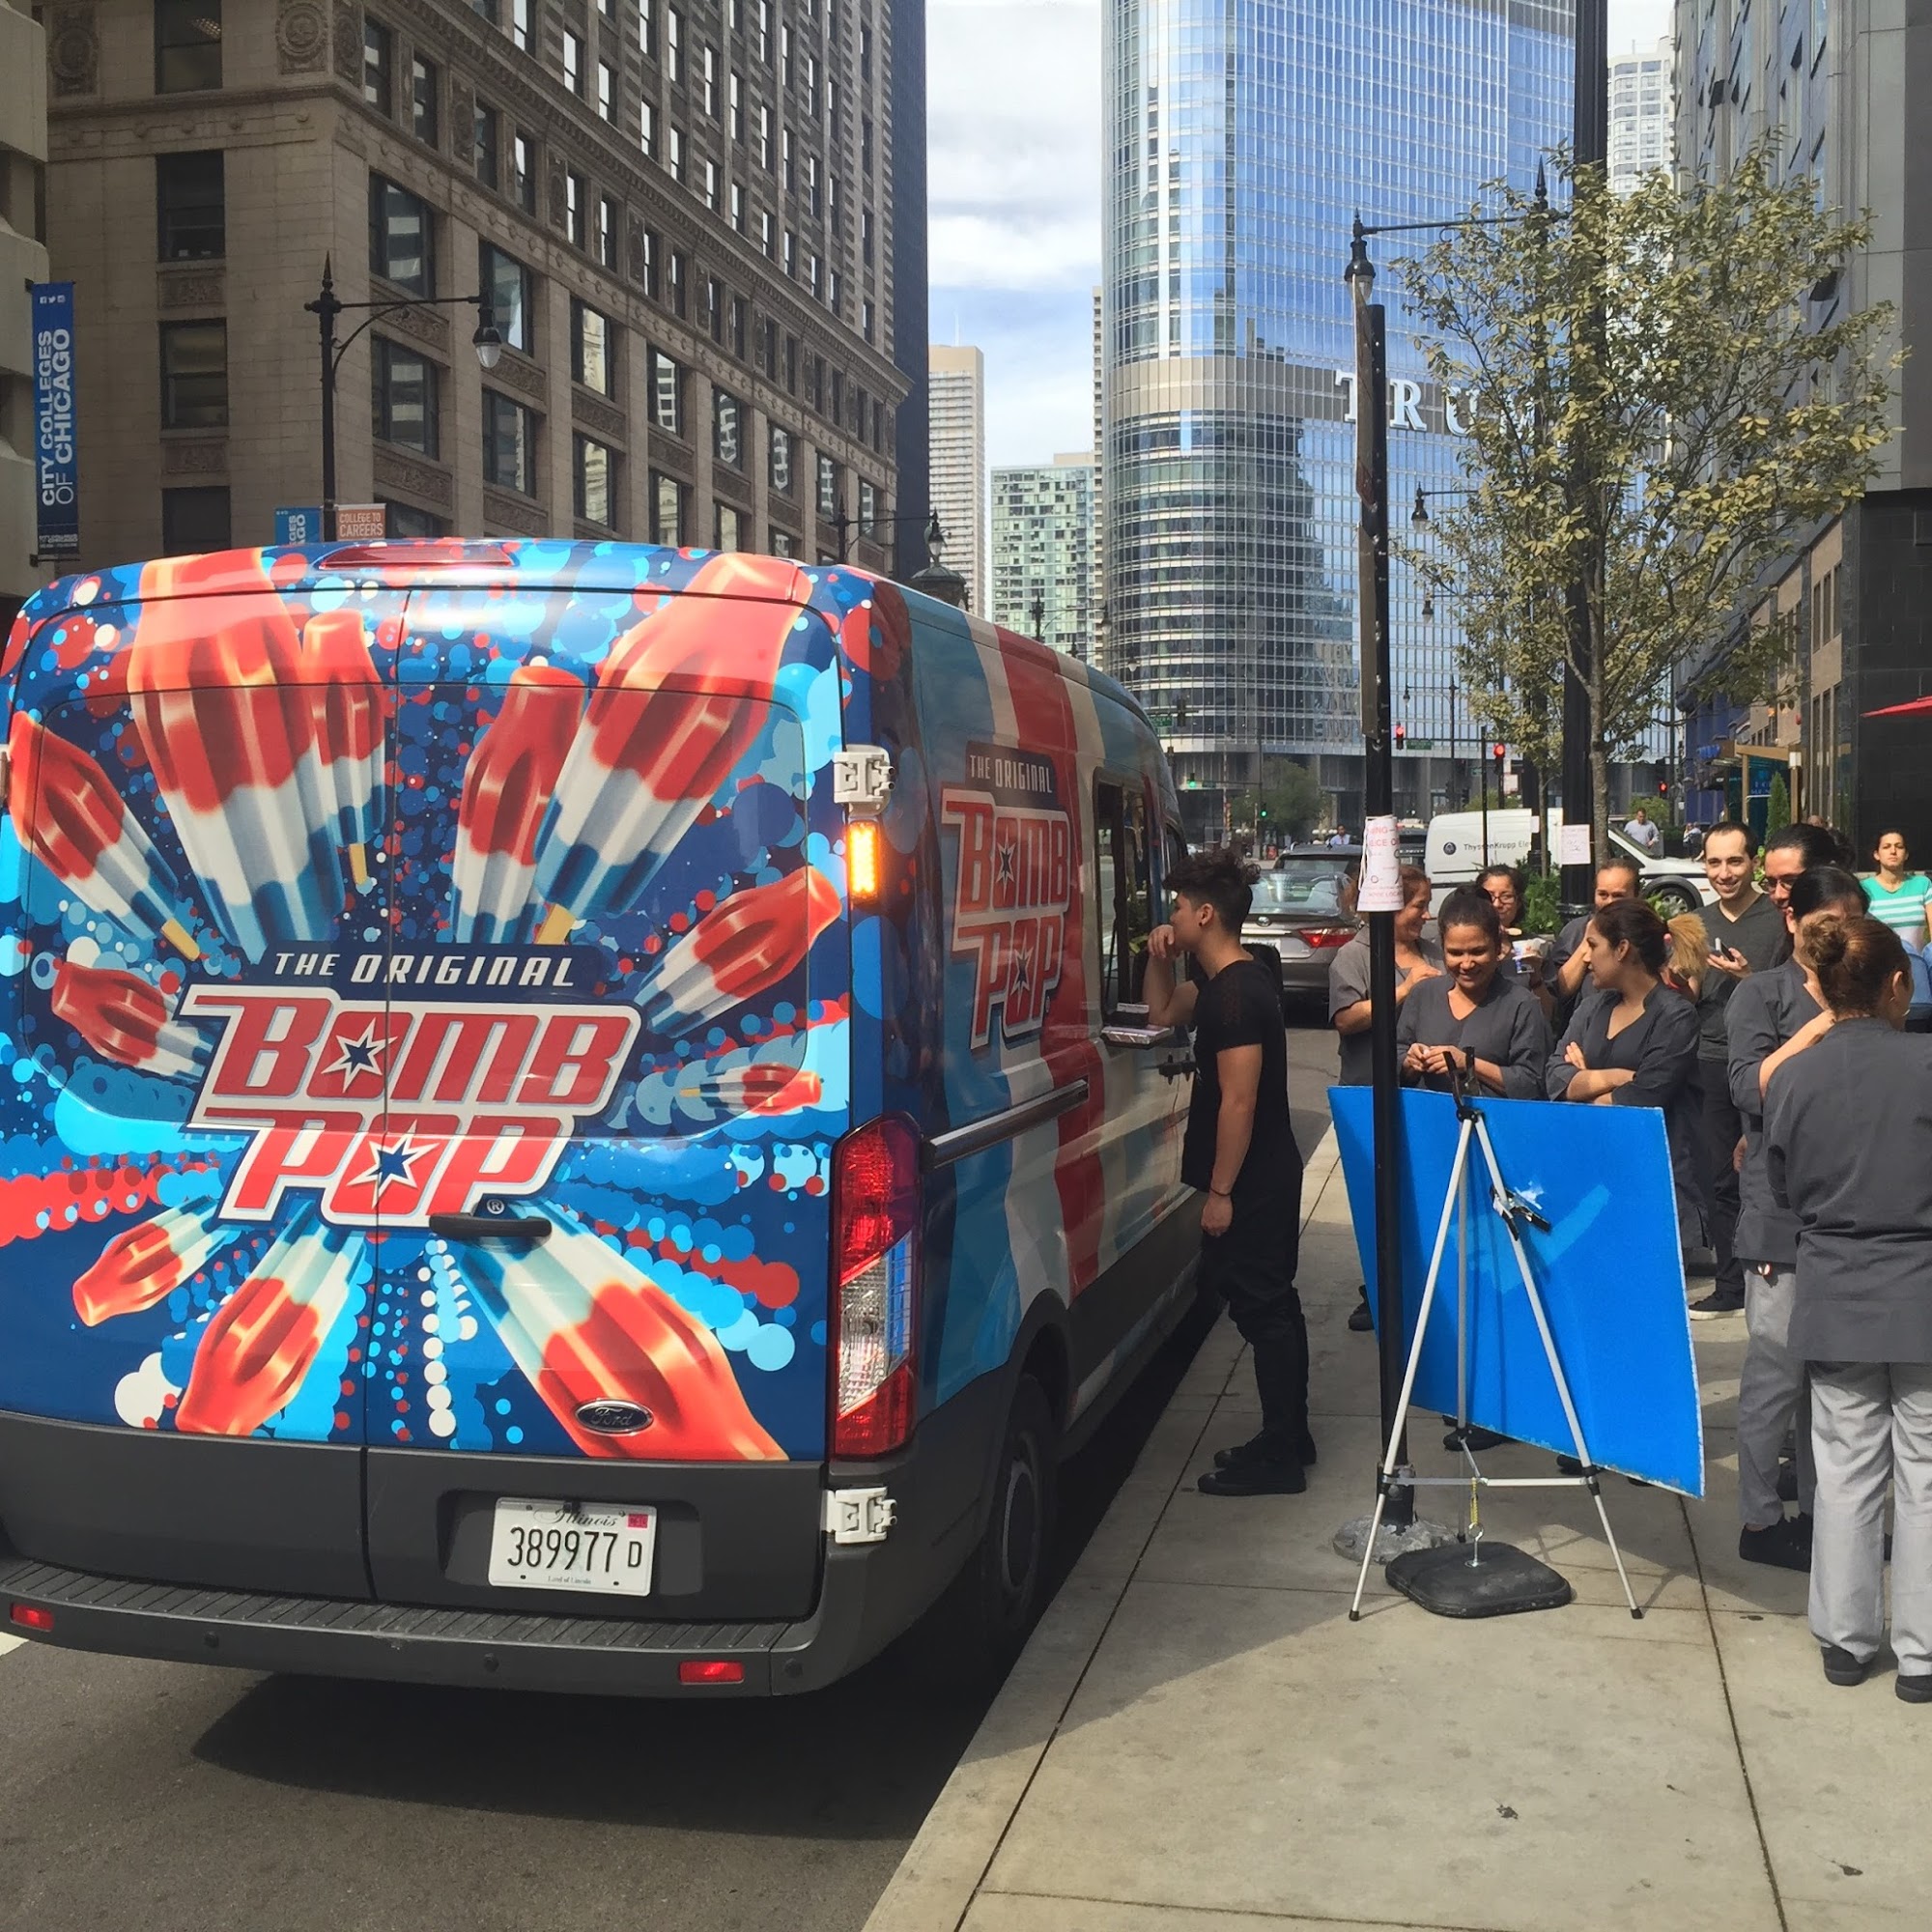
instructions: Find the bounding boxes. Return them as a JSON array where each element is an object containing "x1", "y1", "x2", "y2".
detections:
[{"x1": 1863, "y1": 696, "x2": 1932, "y2": 719}]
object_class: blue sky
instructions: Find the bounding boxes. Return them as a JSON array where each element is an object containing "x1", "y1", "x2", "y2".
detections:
[{"x1": 927, "y1": 0, "x2": 1677, "y2": 469}]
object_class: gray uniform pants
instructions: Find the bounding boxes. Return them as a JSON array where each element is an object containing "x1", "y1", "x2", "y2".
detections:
[
  {"x1": 1809, "y1": 1362, "x2": 1932, "y2": 1674},
  {"x1": 1737, "y1": 1264, "x2": 1815, "y2": 1528}
]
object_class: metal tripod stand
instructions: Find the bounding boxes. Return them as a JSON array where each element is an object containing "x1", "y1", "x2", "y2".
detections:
[{"x1": 1348, "y1": 1075, "x2": 1643, "y2": 1622}]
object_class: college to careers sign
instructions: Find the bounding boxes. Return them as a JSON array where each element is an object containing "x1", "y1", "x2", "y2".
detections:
[{"x1": 32, "y1": 283, "x2": 79, "y2": 560}]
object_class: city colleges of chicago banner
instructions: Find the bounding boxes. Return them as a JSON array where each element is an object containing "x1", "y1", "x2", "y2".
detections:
[{"x1": 32, "y1": 281, "x2": 80, "y2": 561}]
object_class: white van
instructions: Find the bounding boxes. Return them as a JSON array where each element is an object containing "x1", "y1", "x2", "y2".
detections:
[{"x1": 1425, "y1": 809, "x2": 1713, "y2": 914}]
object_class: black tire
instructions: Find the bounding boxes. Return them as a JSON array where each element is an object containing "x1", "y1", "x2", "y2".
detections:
[{"x1": 1648, "y1": 877, "x2": 1700, "y2": 916}]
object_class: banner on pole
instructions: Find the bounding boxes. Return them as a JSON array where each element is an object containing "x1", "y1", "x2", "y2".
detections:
[{"x1": 31, "y1": 283, "x2": 79, "y2": 561}]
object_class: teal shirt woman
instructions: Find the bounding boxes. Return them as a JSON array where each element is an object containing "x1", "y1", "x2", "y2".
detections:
[{"x1": 1862, "y1": 829, "x2": 1932, "y2": 947}]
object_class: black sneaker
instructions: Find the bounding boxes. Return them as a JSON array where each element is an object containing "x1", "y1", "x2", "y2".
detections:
[
  {"x1": 1897, "y1": 1673, "x2": 1932, "y2": 1704},
  {"x1": 1198, "y1": 1457, "x2": 1307, "y2": 1497},
  {"x1": 1444, "y1": 1424, "x2": 1508, "y2": 1452},
  {"x1": 1740, "y1": 1517, "x2": 1811, "y2": 1570},
  {"x1": 1213, "y1": 1431, "x2": 1317, "y2": 1469},
  {"x1": 1690, "y1": 1288, "x2": 1746, "y2": 1320},
  {"x1": 1348, "y1": 1292, "x2": 1374, "y2": 1333},
  {"x1": 1822, "y1": 1645, "x2": 1868, "y2": 1687}
]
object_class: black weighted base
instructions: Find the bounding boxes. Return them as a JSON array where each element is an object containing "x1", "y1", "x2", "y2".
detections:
[{"x1": 1385, "y1": 1540, "x2": 1574, "y2": 1618}]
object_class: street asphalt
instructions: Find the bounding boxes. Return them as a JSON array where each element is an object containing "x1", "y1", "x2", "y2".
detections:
[{"x1": 0, "y1": 1022, "x2": 1341, "y2": 1932}]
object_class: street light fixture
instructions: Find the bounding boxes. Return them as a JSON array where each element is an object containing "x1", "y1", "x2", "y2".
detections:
[{"x1": 305, "y1": 254, "x2": 500, "y2": 542}]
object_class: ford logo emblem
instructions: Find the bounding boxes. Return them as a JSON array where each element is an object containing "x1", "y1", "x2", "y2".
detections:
[{"x1": 575, "y1": 1401, "x2": 654, "y2": 1435}]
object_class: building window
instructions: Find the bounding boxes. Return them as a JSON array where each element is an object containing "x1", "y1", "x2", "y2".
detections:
[
  {"x1": 713, "y1": 388, "x2": 742, "y2": 468},
  {"x1": 783, "y1": 332, "x2": 796, "y2": 392},
  {"x1": 411, "y1": 55, "x2": 438, "y2": 142},
  {"x1": 861, "y1": 298, "x2": 874, "y2": 343},
  {"x1": 753, "y1": 0, "x2": 768, "y2": 62},
  {"x1": 566, "y1": 170, "x2": 586, "y2": 246},
  {"x1": 729, "y1": 71, "x2": 743, "y2": 141},
  {"x1": 667, "y1": 247, "x2": 685, "y2": 315},
  {"x1": 652, "y1": 471, "x2": 686, "y2": 546},
  {"x1": 861, "y1": 209, "x2": 873, "y2": 266},
  {"x1": 781, "y1": 127, "x2": 793, "y2": 191},
  {"x1": 640, "y1": 226, "x2": 658, "y2": 297},
  {"x1": 666, "y1": 4, "x2": 681, "y2": 81},
  {"x1": 758, "y1": 209, "x2": 773, "y2": 256},
  {"x1": 161, "y1": 486, "x2": 230, "y2": 554},
  {"x1": 384, "y1": 501, "x2": 446, "y2": 537},
  {"x1": 474, "y1": 102, "x2": 499, "y2": 187},
  {"x1": 830, "y1": 368, "x2": 842, "y2": 426},
  {"x1": 781, "y1": 229, "x2": 794, "y2": 276},
  {"x1": 599, "y1": 60, "x2": 615, "y2": 120},
  {"x1": 155, "y1": 0, "x2": 222, "y2": 92},
  {"x1": 562, "y1": 28, "x2": 584, "y2": 94},
  {"x1": 598, "y1": 194, "x2": 618, "y2": 269},
  {"x1": 729, "y1": 295, "x2": 746, "y2": 357},
  {"x1": 513, "y1": 129, "x2": 536, "y2": 211},
  {"x1": 808, "y1": 252, "x2": 820, "y2": 299},
  {"x1": 701, "y1": 157, "x2": 718, "y2": 209},
  {"x1": 651, "y1": 351, "x2": 684, "y2": 434},
  {"x1": 769, "y1": 526, "x2": 795, "y2": 557},
  {"x1": 639, "y1": 0, "x2": 655, "y2": 57},
  {"x1": 701, "y1": 43, "x2": 718, "y2": 114},
  {"x1": 575, "y1": 436, "x2": 615, "y2": 526},
  {"x1": 715, "y1": 501, "x2": 741, "y2": 551},
  {"x1": 156, "y1": 150, "x2": 224, "y2": 260},
  {"x1": 705, "y1": 275, "x2": 723, "y2": 341},
  {"x1": 668, "y1": 126, "x2": 683, "y2": 184},
  {"x1": 369, "y1": 176, "x2": 433, "y2": 294},
  {"x1": 780, "y1": 17, "x2": 790, "y2": 85},
  {"x1": 755, "y1": 102, "x2": 771, "y2": 169},
  {"x1": 159, "y1": 320, "x2": 227, "y2": 430},
  {"x1": 759, "y1": 317, "x2": 777, "y2": 375},
  {"x1": 729, "y1": 181, "x2": 744, "y2": 231},
  {"x1": 862, "y1": 116, "x2": 873, "y2": 172},
  {"x1": 816, "y1": 452, "x2": 838, "y2": 520},
  {"x1": 806, "y1": 153, "x2": 819, "y2": 216},
  {"x1": 483, "y1": 390, "x2": 536, "y2": 495},
  {"x1": 640, "y1": 99, "x2": 657, "y2": 156},
  {"x1": 769, "y1": 422, "x2": 791, "y2": 494},
  {"x1": 859, "y1": 479, "x2": 877, "y2": 528},
  {"x1": 572, "y1": 300, "x2": 615, "y2": 394},
  {"x1": 511, "y1": 0, "x2": 530, "y2": 47},
  {"x1": 479, "y1": 242, "x2": 533, "y2": 352},
  {"x1": 363, "y1": 18, "x2": 393, "y2": 114},
  {"x1": 804, "y1": 51, "x2": 816, "y2": 115},
  {"x1": 373, "y1": 338, "x2": 440, "y2": 457}
]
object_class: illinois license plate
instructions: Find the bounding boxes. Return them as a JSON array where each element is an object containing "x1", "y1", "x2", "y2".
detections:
[{"x1": 487, "y1": 1498, "x2": 658, "y2": 1595}]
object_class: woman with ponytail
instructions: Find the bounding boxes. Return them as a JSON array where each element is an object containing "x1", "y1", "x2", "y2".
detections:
[{"x1": 1764, "y1": 915, "x2": 1932, "y2": 1700}]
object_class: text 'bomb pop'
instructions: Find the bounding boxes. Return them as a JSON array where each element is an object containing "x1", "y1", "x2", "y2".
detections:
[
  {"x1": 7, "y1": 713, "x2": 199, "y2": 959},
  {"x1": 174, "y1": 1216, "x2": 361, "y2": 1437},
  {"x1": 678, "y1": 1063, "x2": 824, "y2": 1115},
  {"x1": 529, "y1": 554, "x2": 809, "y2": 943},
  {"x1": 460, "y1": 1215, "x2": 783, "y2": 1461},
  {"x1": 294, "y1": 610, "x2": 388, "y2": 891},
  {"x1": 638, "y1": 867, "x2": 840, "y2": 1036},
  {"x1": 72, "y1": 1203, "x2": 226, "y2": 1327},
  {"x1": 51, "y1": 957, "x2": 211, "y2": 1081},
  {"x1": 451, "y1": 664, "x2": 586, "y2": 942},
  {"x1": 127, "y1": 557, "x2": 345, "y2": 960}
]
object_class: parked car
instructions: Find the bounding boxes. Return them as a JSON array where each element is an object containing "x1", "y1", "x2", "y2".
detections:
[
  {"x1": 0, "y1": 540, "x2": 1203, "y2": 1696},
  {"x1": 1249, "y1": 846, "x2": 1361, "y2": 996}
]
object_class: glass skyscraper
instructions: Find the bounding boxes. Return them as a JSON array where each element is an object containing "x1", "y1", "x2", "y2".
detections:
[{"x1": 1100, "y1": 0, "x2": 1574, "y2": 832}]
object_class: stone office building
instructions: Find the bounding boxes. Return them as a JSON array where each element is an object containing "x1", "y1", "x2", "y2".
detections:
[{"x1": 43, "y1": 0, "x2": 905, "y2": 568}]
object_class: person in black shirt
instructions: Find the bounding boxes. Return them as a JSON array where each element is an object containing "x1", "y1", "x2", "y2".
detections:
[{"x1": 1144, "y1": 846, "x2": 1310, "y2": 1495}]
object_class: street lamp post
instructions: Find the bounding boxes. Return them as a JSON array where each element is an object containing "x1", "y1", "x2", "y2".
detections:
[{"x1": 306, "y1": 256, "x2": 501, "y2": 542}]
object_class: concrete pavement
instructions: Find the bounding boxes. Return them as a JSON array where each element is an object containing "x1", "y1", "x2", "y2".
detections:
[{"x1": 865, "y1": 1131, "x2": 1932, "y2": 1932}]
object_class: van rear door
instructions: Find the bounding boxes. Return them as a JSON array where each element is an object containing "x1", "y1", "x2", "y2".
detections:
[{"x1": 358, "y1": 572, "x2": 838, "y2": 1623}]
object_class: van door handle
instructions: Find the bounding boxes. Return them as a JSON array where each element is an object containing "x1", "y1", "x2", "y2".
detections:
[{"x1": 428, "y1": 1212, "x2": 553, "y2": 1241}]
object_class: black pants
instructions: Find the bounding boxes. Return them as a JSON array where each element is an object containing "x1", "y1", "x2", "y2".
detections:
[
  {"x1": 1692, "y1": 1059, "x2": 1745, "y2": 1298},
  {"x1": 1198, "y1": 1156, "x2": 1309, "y2": 1452}
]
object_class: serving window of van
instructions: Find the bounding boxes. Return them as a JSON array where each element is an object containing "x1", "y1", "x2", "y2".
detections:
[{"x1": 1094, "y1": 778, "x2": 1153, "y2": 1017}]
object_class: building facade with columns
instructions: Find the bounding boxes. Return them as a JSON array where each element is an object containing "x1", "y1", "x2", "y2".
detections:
[{"x1": 42, "y1": 0, "x2": 904, "y2": 570}]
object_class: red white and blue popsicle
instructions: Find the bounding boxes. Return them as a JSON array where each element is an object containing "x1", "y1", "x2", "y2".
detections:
[
  {"x1": 637, "y1": 867, "x2": 840, "y2": 1035},
  {"x1": 530, "y1": 554, "x2": 807, "y2": 943},
  {"x1": 52, "y1": 958, "x2": 212, "y2": 1081},
  {"x1": 456, "y1": 1211, "x2": 782, "y2": 1461},
  {"x1": 71, "y1": 1203, "x2": 226, "y2": 1327},
  {"x1": 450, "y1": 664, "x2": 585, "y2": 941},
  {"x1": 7, "y1": 714, "x2": 199, "y2": 958},
  {"x1": 294, "y1": 609, "x2": 388, "y2": 892},
  {"x1": 677, "y1": 1061, "x2": 824, "y2": 1115}
]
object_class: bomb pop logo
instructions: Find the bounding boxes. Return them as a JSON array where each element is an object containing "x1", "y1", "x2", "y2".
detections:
[{"x1": 180, "y1": 985, "x2": 640, "y2": 1229}]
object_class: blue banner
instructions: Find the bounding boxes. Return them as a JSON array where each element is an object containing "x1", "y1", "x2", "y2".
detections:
[{"x1": 31, "y1": 283, "x2": 79, "y2": 560}]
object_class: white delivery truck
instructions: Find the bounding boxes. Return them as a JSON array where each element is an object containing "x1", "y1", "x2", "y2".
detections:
[{"x1": 1424, "y1": 809, "x2": 1713, "y2": 914}]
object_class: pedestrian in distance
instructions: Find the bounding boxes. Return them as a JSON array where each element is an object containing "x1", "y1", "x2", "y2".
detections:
[
  {"x1": 1763, "y1": 915, "x2": 1932, "y2": 1701},
  {"x1": 1624, "y1": 803, "x2": 1662, "y2": 853},
  {"x1": 1142, "y1": 847, "x2": 1314, "y2": 1497},
  {"x1": 1725, "y1": 864, "x2": 1870, "y2": 1569},
  {"x1": 1330, "y1": 864, "x2": 1439, "y2": 1332},
  {"x1": 1398, "y1": 887, "x2": 1552, "y2": 1099},
  {"x1": 1861, "y1": 828, "x2": 1932, "y2": 947}
]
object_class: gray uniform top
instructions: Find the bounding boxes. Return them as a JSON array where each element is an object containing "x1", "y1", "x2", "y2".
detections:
[
  {"x1": 1397, "y1": 973, "x2": 1553, "y2": 1100},
  {"x1": 1693, "y1": 894, "x2": 1785, "y2": 1062},
  {"x1": 1328, "y1": 932, "x2": 1441, "y2": 1087},
  {"x1": 1727, "y1": 960, "x2": 1818, "y2": 1267},
  {"x1": 1765, "y1": 1019, "x2": 1932, "y2": 1363}
]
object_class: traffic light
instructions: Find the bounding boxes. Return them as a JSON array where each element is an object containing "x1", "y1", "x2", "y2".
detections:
[
  {"x1": 1492, "y1": 742, "x2": 1505, "y2": 762},
  {"x1": 1394, "y1": 724, "x2": 1406, "y2": 750}
]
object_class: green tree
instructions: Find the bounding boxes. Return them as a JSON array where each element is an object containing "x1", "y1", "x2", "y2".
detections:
[
  {"x1": 1233, "y1": 759, "x2": 1325, "y2": 843},
  {"x1": 1766, "y1": 772, "x2": 1792, "y2": 838},
  {"x1": 1398, "y1": 144, "x2": 1898, "y2": 858}
]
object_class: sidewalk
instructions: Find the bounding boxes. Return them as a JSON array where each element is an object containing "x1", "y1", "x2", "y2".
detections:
[{"x1": 865, "y1": 1130, "x2": 1932, "y2": 1932}]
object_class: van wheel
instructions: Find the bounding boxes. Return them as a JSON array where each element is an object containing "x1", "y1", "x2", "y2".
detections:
[{"x1": 925, "y1": 1376, "x2": 1059, "y2": 1684}]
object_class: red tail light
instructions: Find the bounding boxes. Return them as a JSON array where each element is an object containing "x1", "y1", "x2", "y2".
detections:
[
  {"x1": 9, "y1": 1603, "x2": 53, "y2": 1633},
  {"x1": 1304, "y1": 926, "x2": 1354, "y2": 950},
  {"x1": 830, "y1": 1115, "x2": 922, "y2": 1457},
  {"x1": 678, "y1": 1659, "x2": 746, "y2": 1685}
]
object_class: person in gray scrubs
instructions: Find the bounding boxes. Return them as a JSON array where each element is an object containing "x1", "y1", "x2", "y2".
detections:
[
  {"x1": 1764, "y1": 915, "x2": 1932, "y2": 1700},
  {"x1": 1727, "y1": 867, "x2": 1869, "y2": 1571},
  {"x1": 1398, "y1": 888, "x2": 1552, "y2": 1099}
]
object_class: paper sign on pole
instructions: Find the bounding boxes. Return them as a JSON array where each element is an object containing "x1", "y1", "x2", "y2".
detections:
[
  {"x1": 1557, "y1": 821, "x2": 1593, "y2": 867},
  {"x1": 1357, "y1": 813, "x2": 1403, "y2": 912}
]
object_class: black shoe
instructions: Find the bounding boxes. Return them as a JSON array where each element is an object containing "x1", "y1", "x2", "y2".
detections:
[
  {"x1": 1822, "y1": 1645, "x2": 1869, "y2": 1688},
  {"x1": 1776, "y1": 1461, "x2": 1799, "y2": 1503},
  {"x1": 1898, "y1": 1673, "x2": 1932, "y2": 1704},
  {"x1": 1690, "y1": 1288, "x2": 1746, "y2": 1320},
  {"x1": 1557, "y1": 1455, "x2": 1590, "y2": 1476},
  {"x1": 1198, "y1": 1457, "x2": 1307, "y2": 1497},
  {"x1": 1740, "y1": 1517, "x2": 1811, "y2": 1571},
  {"x1": 1348, "y1": 1293, "x2": 1374, "y2": 1333},
  {"x1": 1213, "y1": 1430, "x2": 1318, "y2": 1470},
  {"x1": 1444, "y1": 1424, "x2": 1508, "y2": 1452}
]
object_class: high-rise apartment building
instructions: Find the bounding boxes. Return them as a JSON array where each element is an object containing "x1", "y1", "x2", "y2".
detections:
[
  {"x1": 1609, "y1": 39, "x2": 1671, "y2": 195},
  {"x1": 43, "y1": 0, "x2": 905, "y2": 570},
  {"x1": 1674, "y1": 0, "x2": 1932, "y2": 845},
  {"x1": 2, "y1": 0, "x2": 50, "y2": 628},
  {"x1": 1089, "y1": 284, "x2": 1106, "y2": 671},
  {"x1": 990, "y1": 451, "x2": 1094, "y2": 657},
  {"x1": 927, "y1": 341, "x2": 985, "y2": 612},
  {"x1": 1100, "y1": 0, "x2": 1572, "y2": 834}
]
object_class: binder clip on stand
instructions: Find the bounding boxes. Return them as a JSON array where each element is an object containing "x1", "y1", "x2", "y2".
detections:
[{"x1": 1349, "y1": 1064, "x2": 1645, "y2": 1621}]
